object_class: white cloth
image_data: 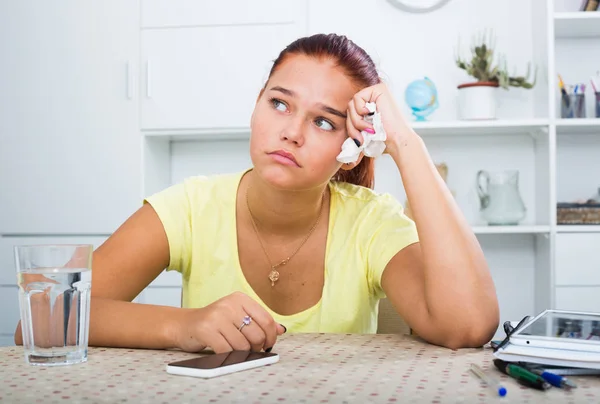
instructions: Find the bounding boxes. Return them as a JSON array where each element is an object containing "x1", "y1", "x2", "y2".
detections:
[{"x1": 336, "y1": 102, "x2": 387, "y2": 164}]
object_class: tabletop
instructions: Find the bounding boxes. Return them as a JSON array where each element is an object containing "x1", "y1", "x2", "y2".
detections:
[{"x1": 1, "y1": 333, "x2": 599, "y2": 403}]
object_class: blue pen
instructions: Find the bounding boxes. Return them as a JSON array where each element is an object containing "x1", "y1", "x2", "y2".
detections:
[
  {"x1": 530, "y1": 369, "x2": 577, "y2": 389},
  {"x1": 470, "y1": 363, "x2": 507, "y2": 397}
]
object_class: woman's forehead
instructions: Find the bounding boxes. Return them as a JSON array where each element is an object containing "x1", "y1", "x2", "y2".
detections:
[{"x1": 268, "y1": 54, "x2": 359, "y2": 104}]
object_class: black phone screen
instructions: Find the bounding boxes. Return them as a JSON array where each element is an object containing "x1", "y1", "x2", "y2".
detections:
[{"x1": 168, "y1": 351, "x2": 278, "y2": 370}]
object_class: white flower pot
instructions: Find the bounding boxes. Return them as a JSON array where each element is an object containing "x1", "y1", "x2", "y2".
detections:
[{"x1": 457, "y1": 82, "x2": 499, "y2": 120}]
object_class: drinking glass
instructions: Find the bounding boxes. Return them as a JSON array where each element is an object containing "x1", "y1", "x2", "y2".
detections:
[{"x1": 15, "y1": 244, "x2": 93, "y2": 366}]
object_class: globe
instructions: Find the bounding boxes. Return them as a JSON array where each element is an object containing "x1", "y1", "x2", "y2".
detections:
[{"x1": 404, "y1": 77, "x2": 439, "y2": 121}]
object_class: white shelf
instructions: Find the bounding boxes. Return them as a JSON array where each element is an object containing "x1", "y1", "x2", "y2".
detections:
[
  {"x1": 143, "y1": 127, "x2": 251, "y2": 141},
  {"x1": 557, "y1": 225, "x2": 600, "y2": 233},
  {"x1": 555, "y1": 119, "x2": 600, "y2": 134},
  {"x1": 142, "y1": 119, "x2": 550, "y2": 141},
  {"x1": 411, "y1": 119, "x2": 549, "y2": 136},
  {"x1": 555, "y1": 12, "x2": 600, "y2": 38},
  {"x1": 472, "y1": 225, "x2": 550, "y2": 235}
]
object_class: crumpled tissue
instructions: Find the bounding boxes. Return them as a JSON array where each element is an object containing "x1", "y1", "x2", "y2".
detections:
[{"x1": 336, "y1": 101, "x2": 387, "y2": 164}]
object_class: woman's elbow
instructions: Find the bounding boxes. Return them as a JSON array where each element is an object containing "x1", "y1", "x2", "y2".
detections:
[{"x1": 441, "y1": 308, "x2": 500, "y2": 350}]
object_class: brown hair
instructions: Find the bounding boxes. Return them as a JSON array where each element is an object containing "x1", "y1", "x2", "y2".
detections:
[{"x1": 266, "y1": 33, "x2": 380, "y2": 189}]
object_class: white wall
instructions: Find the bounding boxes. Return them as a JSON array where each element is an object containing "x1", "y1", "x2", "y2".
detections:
[{"x1": 308, "y1": 0, "x2": 540, "y2": 121}]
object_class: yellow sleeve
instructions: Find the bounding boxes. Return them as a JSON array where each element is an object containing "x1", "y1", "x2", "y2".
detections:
[
  {"x1": 365, "y1": 194, "x2": 420, "y2": 299},
  {"x1": 143, "y1": 180, "x2": 195, "y2": 278}
]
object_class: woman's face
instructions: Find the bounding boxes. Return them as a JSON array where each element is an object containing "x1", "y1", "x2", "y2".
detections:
[{"x1": 249, "y1": 54, "x2": 360, "y2": 191}]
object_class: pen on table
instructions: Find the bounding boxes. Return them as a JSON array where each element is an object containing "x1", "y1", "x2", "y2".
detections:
[
  {"x1": 528, "y1": 368, "x2": 577, "y2": 390},
  {"x1": 493, "y1": 359, "x2": 552, "y2": 391},
  {"x1": 469, "y1": 363, "x2": 507, "y2": 397}
]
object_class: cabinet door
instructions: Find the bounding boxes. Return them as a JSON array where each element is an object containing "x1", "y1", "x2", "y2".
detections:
[
  {"x1": 555, "y1": 287, "x2": 600, "y2": 312},
  {"x1": 140, "y1": 2, "x2": 307, "y2": 129},
  {"x1": 0, "y1": 1, "x2": 141, "y2": 234},
  {"x1": 555, "y1": 233, "x2": 600, "y2": 286},
  {"x1": 142, "y1": 0, "x2": 303, "y2": 28}
]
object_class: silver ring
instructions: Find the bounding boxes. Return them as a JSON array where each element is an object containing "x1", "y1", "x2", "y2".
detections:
[{"x1": 238, "y1": 315, "x2": 252, "y2": 331}]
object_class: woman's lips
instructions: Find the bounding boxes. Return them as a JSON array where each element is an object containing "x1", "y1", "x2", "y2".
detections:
[{"x1": 269, "y1": 150, "x2": 300, "y2": 167}]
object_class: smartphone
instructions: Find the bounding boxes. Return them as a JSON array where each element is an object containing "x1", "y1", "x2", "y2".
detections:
[{"x1": 166, "y1": 350, "x2": 279, "y2": 379}]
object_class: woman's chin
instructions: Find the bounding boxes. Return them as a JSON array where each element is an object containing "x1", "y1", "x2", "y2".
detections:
[{"x1": 253, "y1": 165, "x2": 317, "y2": 191}]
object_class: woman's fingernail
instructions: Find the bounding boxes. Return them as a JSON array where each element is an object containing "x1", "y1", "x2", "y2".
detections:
[
  {"x1": 280, "y1": 324, "x2": 287, "y2": 333},
  {"x1": 364, "y1": 127, "x2": 375, "y2": 134},
  {"x1": 265, "y1": 347, "x2": 273, "y2": 353},
  {"x1": 353, "y1": 138, "x2": 361, "y2": 147}
]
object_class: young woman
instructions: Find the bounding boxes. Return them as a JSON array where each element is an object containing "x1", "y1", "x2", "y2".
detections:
[{"x1": 16, "y1": 33, "x2": 500, "y2": 353}]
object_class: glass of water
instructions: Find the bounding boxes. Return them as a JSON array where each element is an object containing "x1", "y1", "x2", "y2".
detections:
[{"x1": 15, "y1": 244, "x2": 93, "y2": 366}]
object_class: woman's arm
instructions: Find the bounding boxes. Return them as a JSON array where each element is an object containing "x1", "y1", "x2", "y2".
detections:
[
  {"x1": 14, "y1": 204, "x2": 179, "y2": 348},
  {"x1": 14, "y1": 204, "x2": 284, "y2": 352},
  {"x1": 382, "y1": 132, "x2": 499, "y2": 349},
  {"x1": 345, "y1": 84, "x2": 499, "y2": 349}
]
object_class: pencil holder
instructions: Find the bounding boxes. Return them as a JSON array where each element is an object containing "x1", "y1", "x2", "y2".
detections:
[
  {"x1": 595, "y1": 92, "x2": 600, "y2": 118},
  {"x1": 560, "y1": 94, "x2": 574, "y2": 118},
  {"x1": 561, "y1": 93, "x2": 586, "y2": 119},
  {"x1": 574, "y1": 93, "x2": 586, "y2": 118}
]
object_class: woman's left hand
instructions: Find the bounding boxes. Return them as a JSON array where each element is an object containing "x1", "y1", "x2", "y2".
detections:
[{"x1": 346, "y1": 83, "x2": 415, "y2": 158}]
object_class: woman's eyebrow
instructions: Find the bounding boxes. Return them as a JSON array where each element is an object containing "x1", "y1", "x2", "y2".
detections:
[
  {"x1": 269, "y1": 86, "x2": 347, "y2": 119},
  {"x1": 317, "y1": 103, "x2": 347, "y2": 119}
]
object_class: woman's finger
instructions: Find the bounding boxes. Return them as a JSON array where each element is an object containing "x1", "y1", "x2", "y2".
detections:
[
  {"x1": 239, "y1": 295, "x2": 279, "y2": 351},
  {"x1": 240, "y1": 318, "x2": 268, "y2": 352},
  {"x1": 346, "y1": 113, "x2": 363, "y2": 147},
  {"x1": 210, "y1": 332, "x2": 234, "y2": 354},
  {"x1": 221, "y1": 322, "x2": 252, "y2": 351},
  {"x1": 348, "y1": 98, "x2": 372, "y2": 134}
]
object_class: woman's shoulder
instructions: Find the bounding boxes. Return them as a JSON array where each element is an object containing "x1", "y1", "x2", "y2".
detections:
[
  {"x1": 330, "y1": 181, "x2": 402, "y2": 212},
  {"x1": 145, "y1": 170, "x2": 245, "y2": 210}
]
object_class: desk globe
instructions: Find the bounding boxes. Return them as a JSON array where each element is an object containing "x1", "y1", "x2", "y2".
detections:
[{"x1": 404, "y1": 77, "x2": 439, "y2": 121}]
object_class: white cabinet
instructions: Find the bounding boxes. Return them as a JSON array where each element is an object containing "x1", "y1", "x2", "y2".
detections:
[
  {"x1": 555, "y1": 233, "x2": 600, "y2": 286},
  {"x1": 556, "y1": 287, "x2": 600, "y2": 312},
  {"x1": 141, "y1": 0, "x2": 303, "y2": 28},
  {"x1": 0, "y1": 0, "x2": 141, "y2": 235},
  {"x1": 140, "y1": 1, "x2": 307, "y2": 130}
]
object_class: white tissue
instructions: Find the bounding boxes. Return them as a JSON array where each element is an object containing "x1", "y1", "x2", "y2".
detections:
[{"x1": 336, "y1": 102, "x2": 387, "y2": 164}]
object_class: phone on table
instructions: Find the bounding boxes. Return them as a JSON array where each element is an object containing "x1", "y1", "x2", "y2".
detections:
[
  {"x1": 510, "y1": 309, "x2": 600, "y2": 352},
  {"x1": 166, "y1": 350, "x2": 279, "y2": 379}
]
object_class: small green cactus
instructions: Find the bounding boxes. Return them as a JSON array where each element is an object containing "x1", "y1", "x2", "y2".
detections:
[{"x1": 455, "y1": 29, "x2": 536, "y2": 90}]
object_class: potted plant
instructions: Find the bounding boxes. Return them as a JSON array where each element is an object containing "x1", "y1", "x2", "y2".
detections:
[{"x1": 454, "y1": 30, "x2": 537, "y2": 120}]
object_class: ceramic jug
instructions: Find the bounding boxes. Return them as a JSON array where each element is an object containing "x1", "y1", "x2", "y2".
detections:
[{"x1": 476, "y1": 170, "x2": 526, "y2": 225}]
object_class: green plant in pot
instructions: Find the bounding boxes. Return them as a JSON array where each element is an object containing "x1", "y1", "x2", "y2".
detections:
[{"x1": 454, "y1": 29, "x2": 537, "y2": 120}]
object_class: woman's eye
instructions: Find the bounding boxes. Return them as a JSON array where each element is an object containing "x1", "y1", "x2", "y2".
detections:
[
  {"x1": 315, "y1": 118, "x2": 334, "y2": 131},
  {"x1": 270, "y1": 98, "x2": 288, "y2": 112}
]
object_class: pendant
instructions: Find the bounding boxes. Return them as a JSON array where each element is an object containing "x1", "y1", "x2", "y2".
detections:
[{"x1": 268, "y1": 268, "x2": 280, "y2": 287}]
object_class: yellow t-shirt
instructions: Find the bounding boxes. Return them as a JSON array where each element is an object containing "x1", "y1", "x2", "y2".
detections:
[{"x1": 144, "y1": 169, "x2": 419, "y2": 334}]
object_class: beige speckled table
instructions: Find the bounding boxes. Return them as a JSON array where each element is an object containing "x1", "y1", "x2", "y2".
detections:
[{"x1": 1, "y1": 333, "x2": 599, "y2": 403}]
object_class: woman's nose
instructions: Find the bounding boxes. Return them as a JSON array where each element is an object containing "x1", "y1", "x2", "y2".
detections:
[{"x1": 280, "y1": 118, "x2": 305, "y2": 146}]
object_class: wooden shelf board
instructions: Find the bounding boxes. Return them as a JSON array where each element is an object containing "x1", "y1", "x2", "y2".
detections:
[
  {"x1": 472, "y1": 225, "x2": 550, "y2": 235},
  {"x1": 142, "y1": 119, "x2": 550, "y2": 141},
  {"x1": 555, "y1": 119, "x2": 600, "y2": 135},
  {"x1": 555, "y1": 12, "x2": 600, "y2": 38}
]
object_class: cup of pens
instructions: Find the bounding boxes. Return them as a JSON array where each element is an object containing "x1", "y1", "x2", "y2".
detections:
[{"x1": 560, "y1": 83, "x2": 586, "y2": 119}]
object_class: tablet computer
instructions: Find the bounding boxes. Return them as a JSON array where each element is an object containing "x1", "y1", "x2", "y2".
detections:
[{"x1": 510, "y1": 309, "x2": 600, "y2": 352}]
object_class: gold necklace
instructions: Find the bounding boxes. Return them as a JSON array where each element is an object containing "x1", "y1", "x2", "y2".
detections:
[{"x1": 245, "y1": 188, "x2": 325, "y2": 287}]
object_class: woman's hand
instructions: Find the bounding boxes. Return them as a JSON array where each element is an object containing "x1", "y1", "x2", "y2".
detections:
[
  {"x1": 173, "y1": 291, "x2": 286, "y2": 354},
  {"x1": 345, "y1": 83, "x2": 415, "y2": 159}
]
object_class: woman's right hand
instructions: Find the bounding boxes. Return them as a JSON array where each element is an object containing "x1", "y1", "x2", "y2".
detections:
[{"x1": 173, "y1": 291, "x2": 286, "y2": 354}]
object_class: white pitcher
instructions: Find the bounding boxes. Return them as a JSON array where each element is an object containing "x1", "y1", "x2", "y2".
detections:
[{"x1": 476, "y1": 170, "x2": 526, "y2": 225}]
